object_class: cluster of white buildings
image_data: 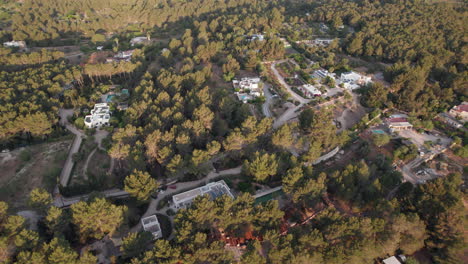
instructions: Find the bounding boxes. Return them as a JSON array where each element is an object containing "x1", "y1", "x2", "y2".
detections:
[
  {"x1": 296, "y1": 38, "x2": 335, "y2": 47},
  {"x1": 339, "y1": 71, "x2": 372, "y2": 90},
  {"x1": 106, "y1": 50, "x2": 134, "y2": 63},
  {"x1": 3, "y1": 40, "x2": 26, "y2": 49},
  {"x1": 298, "y1": 84, "x2": 322, "y2": 98},
  {"x1": 311, "y1": 69, "x2": 337, "y2": 80},
  {"x1": 448, "y1": 102, "x2": 468, "y2": 122},
  {"x1": 172, "y1": 180, "x2": 234, "y2": 210},
  {"x1": 84, "y1": 103, "x2": 111, "y2": 128},
  {"x1": 233, "y1": 77, "x2": 263, "y2": 103},
  {"x1": 130, "y1": 36, "x2": 150, "y2": 47},
  {"x1": 310, "y1": 69, "x2": 372, "y2": 90},
  {"x1": 246, "y1": 34, "x2": 265, "y2": 42}
]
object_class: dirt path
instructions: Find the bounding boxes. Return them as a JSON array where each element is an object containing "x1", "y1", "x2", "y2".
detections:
[{"x1": 82, "y1": 148, "x2": 97, "y2": 180}]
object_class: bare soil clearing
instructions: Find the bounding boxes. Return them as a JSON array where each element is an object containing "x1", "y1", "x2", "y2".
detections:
[{"x1": 0, "y1": 140, "x2": 72, "y2": 209}]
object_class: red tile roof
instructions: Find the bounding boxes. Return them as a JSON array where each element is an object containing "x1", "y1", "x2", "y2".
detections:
[
  {"x1": 388, "y1": 117, "x2": 408, "y2": 123},
  {"x1": 454, "y1": 104, "x2": 468, "y2": 112}
]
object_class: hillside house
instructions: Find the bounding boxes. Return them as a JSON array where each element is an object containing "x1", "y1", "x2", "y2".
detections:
[
  {"x1": 449, "y1": 102, "x2": 468, "y2": 122},
  {"x1": 298, "y1": 84, "x2": 322, "y2": 98},
  {"x1": 233, "y1": 77, "x2": 263, "y2": 97},
  {"x1": 340, "y1": 71, "x2": 372, "y2": 85},
  {"x1": 247, "y1": 34, "x2": 265, "y2": 42},
  {"x1": 311, "y1": 69, "x2": 336, "y2": 81},
  {"x1": 141, "y1": 215, "x2": 162, "y2": 239},
  {"x1": 3, "y1": 40, "x2": 26, "y2": 49},
  {"x1": 172, "y1": 180, "x2": 234, "y2": 210},
  {"x1": 130, "y1": 36, "x2": 149, "y2": 46},
  {"x1": 115, "y1": 50, "x2": 134, "y2": 61},
  {"x1": 340, "y1": 71, "x2": 372, "y2": 90},
  {"x1": 386, "y1": 117, "x2": 413, "y2": 132},
  {"x1": 84, "y1": 103, "x2": 111, "y2": 128}
]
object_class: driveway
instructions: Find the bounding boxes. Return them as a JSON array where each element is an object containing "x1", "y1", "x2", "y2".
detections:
[
  {"x1": 262, "y1": 83, "x2": 274, "y2": 118},
  {"x1": 58, "y1": 109, "x2": 85, "y2": 187},
  {"x1": 129, "y1": 165, "x2": 243, "y2": 233},
  {"x1": 397, "y1": 129, "x2": 452, "y2": 148},
  {"x1": 273, "y1": 103, "x2": 303, "y2": 129},
  {"x1": 270, "y1": 60, "x2": 310, "y2": 105}
]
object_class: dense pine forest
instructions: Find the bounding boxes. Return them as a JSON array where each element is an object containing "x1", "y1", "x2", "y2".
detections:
[{"x1": 0, "y1": 0, "x2": 466, "y2": 263}]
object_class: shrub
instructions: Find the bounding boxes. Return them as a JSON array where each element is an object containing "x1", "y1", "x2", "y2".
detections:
[
  {"x1": 19, "y1": 149, "x2": 32, "y2": 162},
  {"x1": 74, "y1": 117, "x2": 85, "y2": 129}
]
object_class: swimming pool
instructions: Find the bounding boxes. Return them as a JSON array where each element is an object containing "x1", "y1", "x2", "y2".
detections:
[{"x1": 372, "y1": 129, "x2": 385, "y2": 134}]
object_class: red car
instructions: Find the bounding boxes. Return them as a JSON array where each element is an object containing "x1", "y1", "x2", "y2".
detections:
[{"x1": 168, "y1": 185, "x2": 177, "y2": 189}]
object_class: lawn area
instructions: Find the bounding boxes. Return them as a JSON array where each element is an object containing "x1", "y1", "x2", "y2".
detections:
[{"x1": 254, "y1": 190, "x2": 284, "y2": 205}]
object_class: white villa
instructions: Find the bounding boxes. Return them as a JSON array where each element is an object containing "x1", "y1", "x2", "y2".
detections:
[
  {"x1": 233, "y1": 77, "x2": 263, "y2": 97},
  {"x1": 84, "y1": 103, "x2": 111, "y2": 128},
  {"x1": 249, "y1": 34, "x2": 265, "y2": 42},
  {"x1": 130, "y1": 36, "x2": 149, "y2": 46},
  {"x1": 141, "y1": 215, "x2": 162, "y2": 239},
  {"x1": 172, "y1": 180, "x2": 234, "y2": 210},
  {"x1": 3, "y1": 40, "x2": 26, "y2": 49},
  {"x1": 115, "y1": 50, "x2": 134, "y2": 60},
  {"x1": 387, "y1": 115, "x2": 413, "y2": 133},
  {"x1": 449, "y1": 102, "x2": 468, "y2": 122},
  {"x1": 311, "y1": 69, "x2": 336, "y2": 81},
  {"x1": 298, "y1": 84, "x2": 322, "y2": 98},
  {"x1": 296, "y1": 39, "x2": 335, "y2": 47},
  {"x1": 339, "y1": 71, "x2": 372, "y2": 90}
]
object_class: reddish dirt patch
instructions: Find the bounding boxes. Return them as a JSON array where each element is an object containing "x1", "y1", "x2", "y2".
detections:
[{"x1": 87, "y1": 51, "x2": 114, "y2": 64}]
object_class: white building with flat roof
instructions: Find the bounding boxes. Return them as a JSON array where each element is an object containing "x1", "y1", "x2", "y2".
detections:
[
  {"x1": 84, "y1": 103, "x2": 111, "y2": 128},
  {"x1": 339, "y1": 71, "x2": 372, "y2": 90},
  {"x1": 172, "y1": 180, "x2": 234, "y2": 210},
  {"x1": 298, "y1": 84, "x2": 322, "y2": 98},
  {"x1": 382, "y1": 256, "x2": 403, "y2": 264},
  {"x1": 233, "y1": 77, "x2": 263, "y2": 97},
  {"x1": 115, "y1": 50, "x2": 134, "y2": 60},
  {"x1": 311, "y1": 69, "x2": 336, "y2": 80},
  {"x1": 249, "y1": 34, "x2": 265, "y2": 41},
  {"x1": 3, "y1": 40, "x2": 26, "y2": 49},
  {"x1": 130, "y1": 36, "x2": 149, "y2": 46},
  {"x1": 141, "y1": 215, "x2": 162, "y2": 239},
  {"x1": 340, "y1": 71, "x2": 372, "y2": 85}
]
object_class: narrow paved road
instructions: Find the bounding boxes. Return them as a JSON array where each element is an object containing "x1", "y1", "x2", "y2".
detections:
[
  {"x1": 54, "y1": 188, "x2": 129, "y2": 208},
  {"x1": 273, "y1": 103, "x2": 302, "y2": 129},
  {"x1": 58, "y1": 109, "x2": 85, "y2": 187}
]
